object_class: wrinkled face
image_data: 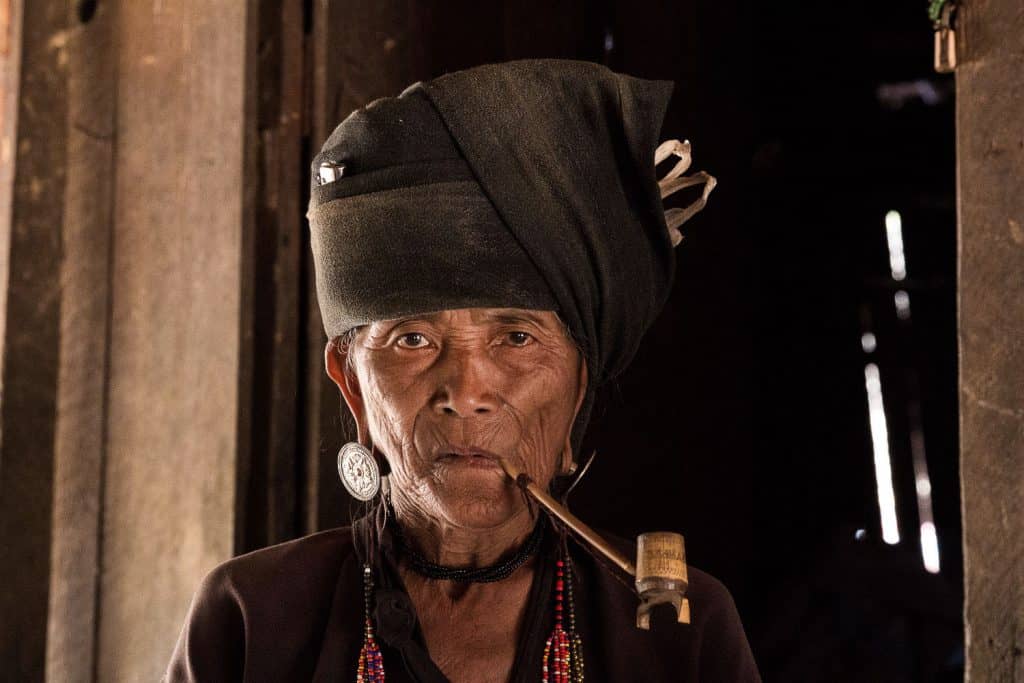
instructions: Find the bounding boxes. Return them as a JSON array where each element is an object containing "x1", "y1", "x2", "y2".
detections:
[{"x1": 328, "y1": 308, "x2": 587, "y2": 530}]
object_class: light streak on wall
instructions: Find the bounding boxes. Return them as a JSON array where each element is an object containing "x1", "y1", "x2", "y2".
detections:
[
  {"x1": 864, "y1": 363, "x2": 900, "y2": 544},
  {"x1": 885, "y1": 210, "x2": 907, "y2": 281},
  {"x1": 910, "y1": 419, "x2": 941, "y2": 573},
  {"x1": 894, "y1": 289, "x2": 911, "y2": 320},
  {"x1": 920, "y1": 521, "x2": 941, "y2": 574}
]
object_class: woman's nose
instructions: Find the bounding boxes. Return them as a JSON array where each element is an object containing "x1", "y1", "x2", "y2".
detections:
[{"x1": 430, "y1": 346, "x2": 501, "y2": 417}]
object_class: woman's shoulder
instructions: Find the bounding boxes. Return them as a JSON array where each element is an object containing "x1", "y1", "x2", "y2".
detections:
[
  {"x1": 163, "y1": 527, "x2": 360, "y2": 682},
  {"x1": 182, "y1": 525, "x2": 360, "y2": 634},
  {"x1": 686, "y1": 564, "x2": 741, "y2": 621},
  {"x1": 202, "y1": 525, "x2": 356, "y2": 595}
]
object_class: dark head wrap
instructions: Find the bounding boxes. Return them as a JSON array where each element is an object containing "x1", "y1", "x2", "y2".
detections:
[{"x1": 307, "y1": 59, "x2": 681, "y2": 449}]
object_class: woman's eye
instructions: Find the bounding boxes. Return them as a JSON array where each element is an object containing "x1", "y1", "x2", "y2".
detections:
[
  {"x1": 395, "y1": 333, "x2": 429, "y2": 349},
  {"x1": 506, "y1": 331, "x2": 533, "y2": 347}
]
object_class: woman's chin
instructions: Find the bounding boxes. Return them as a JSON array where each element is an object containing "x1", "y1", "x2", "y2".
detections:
[{"x1": 431, "y1": 476, "x2": 525, "y2": 529}]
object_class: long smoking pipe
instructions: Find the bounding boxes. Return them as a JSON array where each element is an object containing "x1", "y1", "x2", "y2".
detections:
[
  {"x1": 499, "y1": 458, "x2": 637, "y2": 575},
  {"x1": 499, "y1": 458, "x2": 691, "y2": 628}
]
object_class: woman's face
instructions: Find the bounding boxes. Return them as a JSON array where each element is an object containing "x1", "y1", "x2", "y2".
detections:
[{"x1": 327, "y1": 307, "x2": 587, "y2": 530}]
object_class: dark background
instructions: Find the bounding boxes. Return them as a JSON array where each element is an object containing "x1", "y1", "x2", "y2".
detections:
[
  {"x1": 572, "y1": 3, "x2": 963, "y2": 680},
  {"x1": 288, "y1": 2, "x2": 963, "y2": 680}
]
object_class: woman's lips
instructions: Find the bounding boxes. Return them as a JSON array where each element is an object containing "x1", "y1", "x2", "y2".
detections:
[
  {"x1": 441, "y1": 454, "x2": 502, "y2": 469},
  {"x1": 436, "y1": 446, "x2": 504, "y2": 469}
]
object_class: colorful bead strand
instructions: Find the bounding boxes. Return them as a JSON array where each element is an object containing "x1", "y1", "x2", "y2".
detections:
[
  {"x1": 356, "y1": 565, "x2": 385, "y2": 683},
  {"x1": 564, "y1": 557, "x2": 584, "y2": 683},
  {"x1": 542, "y1": 559, "x2": 581, "y2": 683}
]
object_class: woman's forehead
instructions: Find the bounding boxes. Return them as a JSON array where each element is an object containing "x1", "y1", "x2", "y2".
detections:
[{"x1": 368, "y1": 307, "x2": 562, "y2": 329}]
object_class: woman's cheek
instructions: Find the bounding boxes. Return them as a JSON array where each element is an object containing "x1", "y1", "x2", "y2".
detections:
[
  {"x1": 361, "y1": 380, "x2": 404, "y2": 449},
  {"x1": 515, "y1": 418, "x2": 558, "y2": 482}
]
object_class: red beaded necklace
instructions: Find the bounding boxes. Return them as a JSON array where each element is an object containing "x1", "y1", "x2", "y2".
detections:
[
  {"x1": 355, "y1": 522, "x2": 586, "y2": 682},
  {"x1": 542, "y1": 553, "x2": 585, "y2": 682}
]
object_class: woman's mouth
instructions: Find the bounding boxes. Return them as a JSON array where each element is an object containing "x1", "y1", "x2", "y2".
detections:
[
  {"x1": 442, "y1": 454, "x2": 501, "y2": 469},
  {"x1": 437, "y1": 445, "x2": 504, "y2": 469}
]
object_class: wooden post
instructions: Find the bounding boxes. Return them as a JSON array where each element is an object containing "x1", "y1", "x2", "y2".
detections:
[
  {"x1": 956, "y1": 0, "x2": 1024, "y2": 680},
  {"x1": 0, "y1": 1, "x2": 260, "y2": 680},
  {"x1": 91, "y1": 1, "x2": 257, "y2": 679},
  {"x1": 0, "y1": 1, "x2": 65, "y2": 679},
  {"x1": 45, "y1": 0, "x2": 116, "y2": 680},
  {"x1": 240, "y1": 0, "x2": 307, "y2": 553}
]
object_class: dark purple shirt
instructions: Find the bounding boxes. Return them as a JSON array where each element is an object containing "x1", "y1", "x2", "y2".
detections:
[{"x1": 164, "y1": 516, "x2": 761, "y2": 682}]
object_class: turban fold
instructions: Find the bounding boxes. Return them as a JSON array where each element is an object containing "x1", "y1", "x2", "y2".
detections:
[{"x1": 307, "y1": 59, "x2": 685, "y2": 448}]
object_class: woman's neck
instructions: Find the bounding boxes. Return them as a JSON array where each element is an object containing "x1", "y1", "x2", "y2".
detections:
[{"x1": 390, "y1": 496, "x2": 538, "y2": 568}]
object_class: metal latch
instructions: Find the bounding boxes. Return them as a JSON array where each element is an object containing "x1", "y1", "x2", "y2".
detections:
[{"x1": 931, "y1": 1, "x2": 957, "y2": 74}]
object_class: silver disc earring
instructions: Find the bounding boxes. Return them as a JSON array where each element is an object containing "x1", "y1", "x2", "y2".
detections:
[{"x1": 337, "y1": 442, "x2": 381, "y2": 501}]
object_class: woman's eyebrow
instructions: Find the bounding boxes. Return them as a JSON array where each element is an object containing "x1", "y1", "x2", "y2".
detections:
[
  {"x1": 486, "y1": 311, "x2": 550, "y2": 326},
  {"x1": 379, "y1": 310, "x2": 553, "y2": 328},
  {"x1": 382, "y1": 312, "x2": 444, "y2": 326}
]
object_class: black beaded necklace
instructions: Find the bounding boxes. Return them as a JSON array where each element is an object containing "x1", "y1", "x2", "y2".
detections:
[{"x1": 392, "y1": 517, "x2": 545, "y2": 583}]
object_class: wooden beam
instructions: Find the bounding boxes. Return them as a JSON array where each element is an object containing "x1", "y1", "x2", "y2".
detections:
[
  {"x1": 3, "y1": 0, "x2": 312, "y2": 678},
  {"x1": 0, "y1": 1, "x2": 66, "y2": 680},
  {"x1": 956, "y1": 0, "x2": 1024, "y2": 679},
  {"x1": 93, "y1": 1, "x2": 257, "y2": 679},
  {"x1": 45, "y1": 1, "x2": 116, "y2": 681},
  {"x1": 240, "y1": 0, "x2": 306, "y2": 551}
]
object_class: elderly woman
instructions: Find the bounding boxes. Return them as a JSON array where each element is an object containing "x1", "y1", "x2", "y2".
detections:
[{"x1": 164, "y1": 59, "x2": 760, "y2": 682}]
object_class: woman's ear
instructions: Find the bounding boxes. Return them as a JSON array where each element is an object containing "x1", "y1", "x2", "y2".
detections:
[
  {"x1": 325, "y1": 338, "x2": 369, "y2": 445},
  {"x1": 561, "y1": 356, "x2": 589, "y2": 473},
  {"x1": 573, "y1": 356, "x2": 589, "y2": 418}
]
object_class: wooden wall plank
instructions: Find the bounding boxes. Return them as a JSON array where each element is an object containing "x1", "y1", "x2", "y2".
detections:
[
  {"x1": 241, "y1": 0, "x2": 306, "y2": 552},
  {"x1": 46, "y1": 1, "x2": 117, "y2": 681},
  {"x1": 956, "y1": 0, "x2": 1024, "y2": 680},
  {"x1": 96, "y1": 1, "x2": 255, "y2": 679},
  {"x1": 0, "y1": 0, "x2": 20, "y2": 350},
  {"x1": 0, "y1": 1, "x2": 65, "y2": 680},
  {"x1": 263, "y1": 0, "x2": 304, "y2": 546}
]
